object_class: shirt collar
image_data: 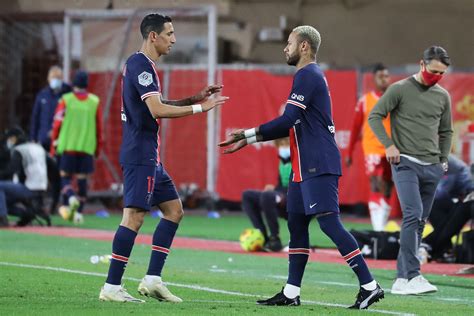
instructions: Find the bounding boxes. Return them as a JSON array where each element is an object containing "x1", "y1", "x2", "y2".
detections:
[{"x1": 137, "y1": 51, "x2": 156, "y2": 65}]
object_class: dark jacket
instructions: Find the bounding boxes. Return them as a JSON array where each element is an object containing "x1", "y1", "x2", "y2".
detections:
[
  {"x1": 435, "y1": 155, "x2": 473, "y2": 200},
  {"x1": 29, "y1": 83, "x2": 71, "y2": 149}
]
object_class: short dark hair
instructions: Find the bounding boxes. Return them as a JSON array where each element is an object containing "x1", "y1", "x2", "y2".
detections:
[
  {"x1": 72, "y1": 70, "x2": 88, "y2": 89},
  {"x1": 372, "y1": 63, "x2": 387, "y2": 74},
  {"x1": 5, "y1": 126, "x2": 25, "y2": 138},
  {"x1": 423, "y1": 46, "x2": 450, "y2": 66},
  {"x1": 140, "y1": 13, "x2": 172, "y2": 39}
]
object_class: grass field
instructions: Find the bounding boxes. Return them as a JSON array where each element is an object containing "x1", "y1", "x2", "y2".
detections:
[
  {"x1": 47, "y1": 212, "x2": 373, "y2": 248},
  {"x1": 1, "y1": 214, "x2": 473, "y2": 315}
]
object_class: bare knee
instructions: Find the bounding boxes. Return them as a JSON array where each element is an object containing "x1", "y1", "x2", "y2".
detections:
[
  {"x1": 159, "y1": 199, "x2": 184, "y2": 223},
  {"x1": 121, "y1": 208, "x2": 146, "y2": 232}
]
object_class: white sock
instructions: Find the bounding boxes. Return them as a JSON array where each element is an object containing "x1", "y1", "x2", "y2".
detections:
[
  {"x1": 144, "y1": 275, "x2": 162, "y2": 283},
  {"x1": 361, "y1": 280, "x2": 377, "y2": 291},
  {"x1": 368, "y1": 201, "x2": 384, "y2": 231},
  {"x1": 104, "y1": 283, "x2": 121, "y2": 291},
  {"x1": 379, "y1": 197, "x2": 391, "y2": 228},
  {"x1": 283, "y1": 284, "x2": 300, "y2": 298}
]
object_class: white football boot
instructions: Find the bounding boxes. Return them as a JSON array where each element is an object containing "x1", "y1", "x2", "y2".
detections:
[
  {"x1": 138, "y1": 276, "x2": 182, "y2": 303},
  {"x1": 99, "y1": 284, "x2": 145, "y2": 303}
]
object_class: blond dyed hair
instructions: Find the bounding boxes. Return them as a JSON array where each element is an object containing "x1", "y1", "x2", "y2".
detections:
[{"x1": 293, "y1": 25, "x2": 321, "y2": 57}]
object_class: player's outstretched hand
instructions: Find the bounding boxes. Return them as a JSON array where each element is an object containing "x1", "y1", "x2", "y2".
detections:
[
  {"x1": 202, "y1": 96, "x2": 229, "y2": 112},
  {"x1": 221, "y1": 139, "x2": 248, "y2": 154},
  {"x1": 194, "y1": 85, "x2": 223, "y2": 102},
  {"x1": 218, "y1": 129, "x2": 245, "y2": 147}
]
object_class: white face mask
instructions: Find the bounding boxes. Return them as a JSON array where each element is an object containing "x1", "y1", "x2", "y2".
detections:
[
  {"x1": 278, "y1": 146, "x2": 291, "y2": 159},
  {"x1": 49, "y1": 78, "x2": 62, "y2": 90},
  {"x1": 6, "y1": 139, "x2": 15, "y2": 149}
]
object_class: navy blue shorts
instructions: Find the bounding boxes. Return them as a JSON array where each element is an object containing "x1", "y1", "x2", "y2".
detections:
[
  {"x1": 59, "y1": 153, "x2": 94, "y2": 174},
  {"x1": 287, "y1": 175, "x2": 340, "y2": 215},
  {"x1": 122, "y1": 163, "x2": 179, "y2": 211}
]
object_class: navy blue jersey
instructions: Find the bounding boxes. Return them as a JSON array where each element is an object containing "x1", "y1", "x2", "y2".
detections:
[
  {"x1": 120, "y1": 52, "x2": 161, "y2": 166},
  {"x1": 259, "y1": 63, "x2": 342, "y2": 182}
]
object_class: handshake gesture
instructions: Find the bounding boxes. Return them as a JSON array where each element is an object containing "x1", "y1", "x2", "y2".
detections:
[
  {"x1": 195, "y1": 85, "x2": 228, "y2": 112},
  {"x1": 219, "y1": 128, "x2": 260, "y2": 154}
]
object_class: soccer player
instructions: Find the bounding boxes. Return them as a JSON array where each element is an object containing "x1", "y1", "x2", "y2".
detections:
[
  {"x1": 219, "y1": 26, "x2": 384, "y2": 309},
  {"x1": 99, "y1": 13, "x2": 228, "y2": 303},
  {"x1": 346, "y1": 63, "x2": 392, "y2": 231},
  {"x1": 368, "y1": 46, "x2": 453, "y2": 295},
  {"x1": 50, "y1": 71, "x2": 101, "y2": 225}
]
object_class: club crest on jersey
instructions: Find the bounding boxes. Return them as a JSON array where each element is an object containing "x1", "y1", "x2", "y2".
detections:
[
  {"x1": 291, "y1": 93, "x2": 305, "y2": 102},
  {"x1": 138, "y1": 71, "x2": 153, "y2": 87}
]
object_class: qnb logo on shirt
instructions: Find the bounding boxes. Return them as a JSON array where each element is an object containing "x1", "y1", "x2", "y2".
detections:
[
  {"x1": 291, "y1": 93, "x2": 305, "y2": 102},
  {"x1": 327, "y1": 125, "x2": 336, "y2": 134}
]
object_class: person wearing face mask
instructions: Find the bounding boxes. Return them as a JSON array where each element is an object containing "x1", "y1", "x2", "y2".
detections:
[
  {"x1": 30, "y1": 65, "x2": 71, "y2": 152},
  {"x1": 346, "y1": 63, "x2": 393, "y2": 231},
  {"x1": 369, "y1": 46, "x2": 453, "y2": 295},
  {"x1": 241, "y1": 137, "x2": 291, "y2": 252},
  {"x1": 0, "y1": 127, "x2": 53, "y2": 227}
]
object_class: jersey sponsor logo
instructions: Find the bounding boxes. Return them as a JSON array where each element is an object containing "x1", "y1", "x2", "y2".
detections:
[
  {"x1": 138, "y1": 71, "x2": 153, "y2": 87},
  {"x1": 291, "y1": 93, "x2": 305, "y2": 102},
  {"x1": 328, "y1": 125, "x2": 336, "y2": 134}
]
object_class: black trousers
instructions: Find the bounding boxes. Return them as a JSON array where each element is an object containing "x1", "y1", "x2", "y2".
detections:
[
  {"x1": 425, "y1": 197, "x2": 473, "y2": 259},
  {"x1": 241, "y1": 190, "x2": 287, "y2": 240}
]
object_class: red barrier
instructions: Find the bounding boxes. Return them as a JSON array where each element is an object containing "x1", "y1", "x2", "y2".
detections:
[
  {"x1": 216, "y1": 69, "x2": 359, "y2": 202},
  {"x1": 87, "y1": 69, "x2": 473, "y2": 208},
  {"x1": 216, "y1": 69, "x2": 292, "y2": 201},
  {"x1": 162, "y1": 70, "x2": 208, "y2": 189}
]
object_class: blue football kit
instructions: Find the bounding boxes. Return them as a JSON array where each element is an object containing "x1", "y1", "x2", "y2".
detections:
[
  {"x1": 259, "y1": 63, "x2": 342, "y2": 215},
  {"x1": 120, "y1": 52, "x2": 179, "y2": 210}
]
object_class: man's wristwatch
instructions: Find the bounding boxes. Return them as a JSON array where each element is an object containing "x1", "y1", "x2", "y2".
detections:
[{"x1": 441, "y1": 161, "x2": 448, "y2": 172}]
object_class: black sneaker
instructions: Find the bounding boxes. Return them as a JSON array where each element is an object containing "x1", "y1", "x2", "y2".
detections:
[
  {"x1": 349, "y1": 283, "x2": 384, "y2": 309},
  {"x1": 263, "y1": 236, "x2": 283, "y2": 252},
  {"x1": 257, "y1": 288, "x2": 300, "y2": 306}
]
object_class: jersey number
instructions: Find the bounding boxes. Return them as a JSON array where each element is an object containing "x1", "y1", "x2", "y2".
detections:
[{"x1": 147, "y1": 176, "x2": 155, "y2": 194}]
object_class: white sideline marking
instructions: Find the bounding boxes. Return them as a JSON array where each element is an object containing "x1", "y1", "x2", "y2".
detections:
[
  {"x1": 212, "y1": 269, "x2": 472, "y2": 304},
  {"x1": 0, "y1": 261, "x2": 416, "y2": 315}
]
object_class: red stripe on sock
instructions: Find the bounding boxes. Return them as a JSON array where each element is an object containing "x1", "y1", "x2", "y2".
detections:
[
  {"x1": 152, "y1": 245, "x2": 170, "y2": 254},
  {"x1": 289, "y1": 248, "x2": 310, "y2": 255},
  {"x1": 343, "y1": 249, "x2": 361, "y2": 261},
  {"x1": 111, "y1": 253, "x2": 128, "y2": 262}
]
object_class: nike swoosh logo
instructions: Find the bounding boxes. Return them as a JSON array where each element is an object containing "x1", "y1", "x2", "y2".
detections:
[{"x1": 309, "y1": 203, "x2": 318, "y2": 209}]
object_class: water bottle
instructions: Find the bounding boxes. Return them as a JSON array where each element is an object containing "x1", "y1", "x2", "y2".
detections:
[{"x1": 90, "y1": 254, "x2": 112, "y2": 264}]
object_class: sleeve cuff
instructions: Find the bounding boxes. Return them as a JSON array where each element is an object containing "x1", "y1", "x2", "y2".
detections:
[
  {"x1": 287, "y1": 99, "x2": 306, "y2": 110},
  {"x1": 141, "y1": 91, "x2": 161, "y2": 101}
]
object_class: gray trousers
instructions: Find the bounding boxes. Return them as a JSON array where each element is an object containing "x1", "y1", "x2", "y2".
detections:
[{"x1": 391, "y1": 157, "x2": 444, "y2": 279}]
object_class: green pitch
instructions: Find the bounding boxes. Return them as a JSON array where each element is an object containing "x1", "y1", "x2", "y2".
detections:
[
  {"x1": 47, "y1": 212, "x2": 373, "y2": 248},
  {"x1": 1, "y1": 215, "x2": 473, "y2": 315}
]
